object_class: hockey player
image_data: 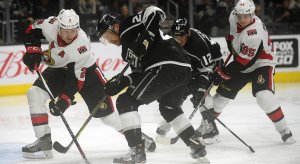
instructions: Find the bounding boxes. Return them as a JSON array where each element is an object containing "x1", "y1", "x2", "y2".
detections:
[
  {"x1": 211, "y1": 0, "x2": 296, "y2": 144},
  {"x1": 21, "y1": 9, "x2": 155, "y2": 159},
  {"x1": 96, "y1": 6, "x2": 209, "y2": 163},
  {"x1": 156, "y1": 18, "x2": 224, "y2": 145}
]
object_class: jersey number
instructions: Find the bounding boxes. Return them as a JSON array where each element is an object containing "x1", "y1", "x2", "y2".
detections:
[
  {"x1": 241, "y1": 45, "x2": 256, "y2": 57},
  {"x1": 132, "y1": 14, "x2": 142, "y2": 23},
  {"x1": 202, "y1": 53, "x2": 212, "y2": 66}
]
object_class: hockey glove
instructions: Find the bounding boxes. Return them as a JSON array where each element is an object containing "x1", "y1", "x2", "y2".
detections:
[
  {"x1": 104, "y1": 74, "x2": 130, "y2": 96},
  {"x1": 211, "y1": 67, "x2": 231, "y2": 86},
  {"x1": 130, "y1": 30, "x2": 155, "y2": 58},
  {"x1": 49, "y1": 95, "x2": 72, "y2": 116},
  {"x1": 23, "y1": 46, "x2": 43, "y2": 72},
  {"x1": 190, "y1": 88, "x2": 207, "y2": 108}
]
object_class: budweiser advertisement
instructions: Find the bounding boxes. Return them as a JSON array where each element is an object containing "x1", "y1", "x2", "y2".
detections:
[{"x1": 0, "y1": 43, "x2": 126, "y2": 86}]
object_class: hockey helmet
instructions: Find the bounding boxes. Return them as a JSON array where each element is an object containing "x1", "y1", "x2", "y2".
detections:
[
  {"x1": 171, "y1": 18, "x2": 190, "y2": 36},
  {"x1": 96, "y1": 14, "x2": 119, "y2": 38},
  {"x1": 57, "y1": 9, "x2": 79, "y2": 29},
  {"x1": 234, "y1": 0, "x2": 255, "y2": 15}
]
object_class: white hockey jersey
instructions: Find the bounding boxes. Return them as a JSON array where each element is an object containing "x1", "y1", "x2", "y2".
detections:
[
  {"x1": 32, "y1": 16, "x2": 95, "y2": 83},
  {"x1": 229, "y1": 11, "x2": 276, "y2": 73}
]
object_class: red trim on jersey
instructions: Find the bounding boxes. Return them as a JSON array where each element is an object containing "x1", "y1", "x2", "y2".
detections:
[
  {"x1": 236, "y1": 55, "x2": 250, "y2": 65},
  {"x1": 237, "y1": 19, "x2": 256, "y2": 33},
  {"x1": 60, "y1": 93, "x2": 71, "y2": 107},
  {"x1": 77, "y1": 80, "x2": 84, "y2": 91},
  {"x1": 258, "y1": 50, "x2": 273, "y2": 60},
  {"x1": 267, "y1": 107, "x2": 284, "y2": 122},
  {"x1": 25, "y1": 25, "x2": 33, "y2": 33},
  {"x1": 268, "y1": 67, "x2": 273, "y2": 90},
  {"x1": 94, "y1": 68, "x2": 115, "y2": 112},
  {"x1": 31, "y1": 115, "x2": 48, "y2": 125},
  {"x1": 57, "y1": 34, "x2": 78, "y2": 47}
]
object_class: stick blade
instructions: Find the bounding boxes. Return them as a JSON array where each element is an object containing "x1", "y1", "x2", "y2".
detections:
[{"x1": 53, "y1": 141, "x2": 68, "y2": 154}]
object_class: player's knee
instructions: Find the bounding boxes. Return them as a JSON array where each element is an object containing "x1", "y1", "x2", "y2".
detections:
[
  {"x1": 256, "y1": 90, "x2": 280, "y2": 113},
  {"x1": 159, "y1": 104, "x2": 184, "y2": 122},
  {"x1": 116, "y1": 93, "x2": 140, "y2": 114},
  {"x1": 27, "y1": 86, "x2": 50, "y2": 105},
  {"x1": 213, "y1": 93, "x2": 230, "y2": 113}
]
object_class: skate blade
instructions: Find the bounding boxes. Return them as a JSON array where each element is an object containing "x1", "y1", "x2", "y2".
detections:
[
  {"x1": 203, "y1": 136, "x2": 221, "y2": 145},
  {"x1": 196, "y1": 156, "x2": 210, "y2": 164},
  {"x1": 23, "y1": 150, "x2": 53, "y2": 159},
  {"x1": 284, "y1": 137, "x2": 296, "y2": 144}
]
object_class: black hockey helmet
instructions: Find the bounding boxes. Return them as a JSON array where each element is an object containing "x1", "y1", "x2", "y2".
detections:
[
  {"x1": 171, "y1": 18, "x2": 190, "y2": 36},
  {"x1": 96, "y1": 14, "x2": 119, "y2": 38}
]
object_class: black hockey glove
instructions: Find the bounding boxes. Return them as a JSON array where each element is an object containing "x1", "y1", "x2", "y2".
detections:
[
  {"x1": 190, "y1": 88, "x2": 206, "y2": 108},
  {"x1": 104, "y1": 74, "x2": 130, "y2": 96},
  {"x1": 49, "y1": 96, "x2": 72, "y2": 116},
  {"x1": 130, "y1": 30, "x2": 155, "y2": 58},
  {"x1": 188, "y1": 74, "x2": 210, "y2": 108},
  {"x1": 211, "y1": 67, "x2": 231, "y2": 86},
  {"x1": 23, "y1": 46, "x2": 43, "y2": 72}
]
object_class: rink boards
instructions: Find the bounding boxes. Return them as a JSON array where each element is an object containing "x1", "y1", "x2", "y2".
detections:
[{"x1": 1, "y1": 35, "x2": 300, "y2": 96}]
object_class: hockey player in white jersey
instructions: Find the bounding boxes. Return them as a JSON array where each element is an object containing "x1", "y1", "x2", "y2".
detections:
[
  {"x1": 21, "y1": 9, "x2": 155, "y2": 159},
  {"x1": 211, "y1": 0, "x2": 296, "y2": 144}
]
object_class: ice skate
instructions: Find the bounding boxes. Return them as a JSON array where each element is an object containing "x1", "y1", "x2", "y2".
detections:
[
  {"x1": 156, "y1": 121, "x2": 172, "y2": 136},
  {"x1": 113, "y1": 142, "x2": 146, "y2": 164},
  {"x1": 189, "y1": 133, "x2": 210, "y2": 163},
  {"x1": 197, "y1": 119, "x2": 220, "y2": 145},
  {"x1": 142, "y1": 133, "x2": 156, "y2": 152},
  {"x1": 280, "y1": 128, "x2": 296, "y2": 144},
  {"x1": 22, "y1": 133, "x2": 53, "y2": 159}
]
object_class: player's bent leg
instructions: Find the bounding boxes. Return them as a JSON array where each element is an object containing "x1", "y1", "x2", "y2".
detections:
[
  {"x1": 100, "y1": 111, "x2": 123, "y2": 132},
  {"x1": 156, "y1": 120, "x2": 172, "y2": 136},
  {"x1": 197, "y1": 96, "x2": 220, "y2": 145},
  {"x1": 212, "y1": 93, "x2": 230, "y2": 116},
  {"x1": 256, "y1": 90, "x2": 296, "y2": 144},
  {"x1": 113, "y1": 94, "x2": 146, "y2": 163},
  {"x1": 23, "y1": 86, "x2": 53, "y2": 159},
  {"x1": 169, "y1": 114, "x2": 209, "y2": 162}
]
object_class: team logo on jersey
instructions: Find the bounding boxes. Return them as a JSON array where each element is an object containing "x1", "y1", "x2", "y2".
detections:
[
  {"x1": 42, "y1": 49, "x2": 55, "y2": 66},
  {"x1": 257, "y1": 75, "x2": 265, "y2": 84},
  {"x1": 77, "y1": 46, "x2": 88, "y2": 54},
  {"x1": 247, "y1": 29, "x2": 257, "y2": 36}
]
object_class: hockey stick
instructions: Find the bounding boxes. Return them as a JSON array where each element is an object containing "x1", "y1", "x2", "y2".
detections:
[
  {"x1": 53, "y1": 60, "x2": 132, "y2": 154},
  {"x1": 35, "y1": 68, "x2": 90, "y2": 164},
  {"x1": 201, "y1": 105, "x2": 255, "y2": 153},
  {"x1": 156, "y1": 53, "x2": 233, "y2": 145}
]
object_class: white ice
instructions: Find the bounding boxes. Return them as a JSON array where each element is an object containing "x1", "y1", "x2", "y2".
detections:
[{"x1": 0, "y1": 83, "x2": 300, "y2": 164}]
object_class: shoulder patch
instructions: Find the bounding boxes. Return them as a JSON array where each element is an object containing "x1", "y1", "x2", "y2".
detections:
[
  {"x1": 247, "y1": 29, "x2": 257, "y2": 36},
  {"x1": 77, "y1": 46, "x2": 88, "y2": 54},
  {"x1": 48, "y1": 17, "x2": 57, "y2": 24}
]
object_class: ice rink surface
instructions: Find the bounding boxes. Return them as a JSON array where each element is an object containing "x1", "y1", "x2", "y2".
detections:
[{"x1": 0, "y1": 83, "x2": 299, "y2": 164}]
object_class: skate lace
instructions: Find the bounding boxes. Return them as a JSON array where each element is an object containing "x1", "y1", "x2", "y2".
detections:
[
  {"x1": 121, "y1": 147, "x2": 136, "y2": 160},
  {"x1": 27, "y1": 138, "x2": 41, "y2": 148}
]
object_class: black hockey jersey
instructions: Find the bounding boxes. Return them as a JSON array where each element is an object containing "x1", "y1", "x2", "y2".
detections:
[
  {"x1": 184, "y1": 28, "x2": 223, "y2": 74},
  {"x1": 119, "y1": 7, "x2": 191, "y2": 71}
]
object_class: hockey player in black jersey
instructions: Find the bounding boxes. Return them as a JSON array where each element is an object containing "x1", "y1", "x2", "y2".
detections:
[
  {"x1": 97, "y1": 6, "x2": 209, "y2": 164},
  {"x1": 156, "y1": 18, "x2": 224, "y2": 145}
]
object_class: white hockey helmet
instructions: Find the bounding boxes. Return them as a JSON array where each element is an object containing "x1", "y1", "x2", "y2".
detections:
[
  {"x1": 57, "y1": 9, "x2": 80, "y2": 29},
  {"x1": 234, "y1": 0, "x2": 255, "y2": 15}
]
